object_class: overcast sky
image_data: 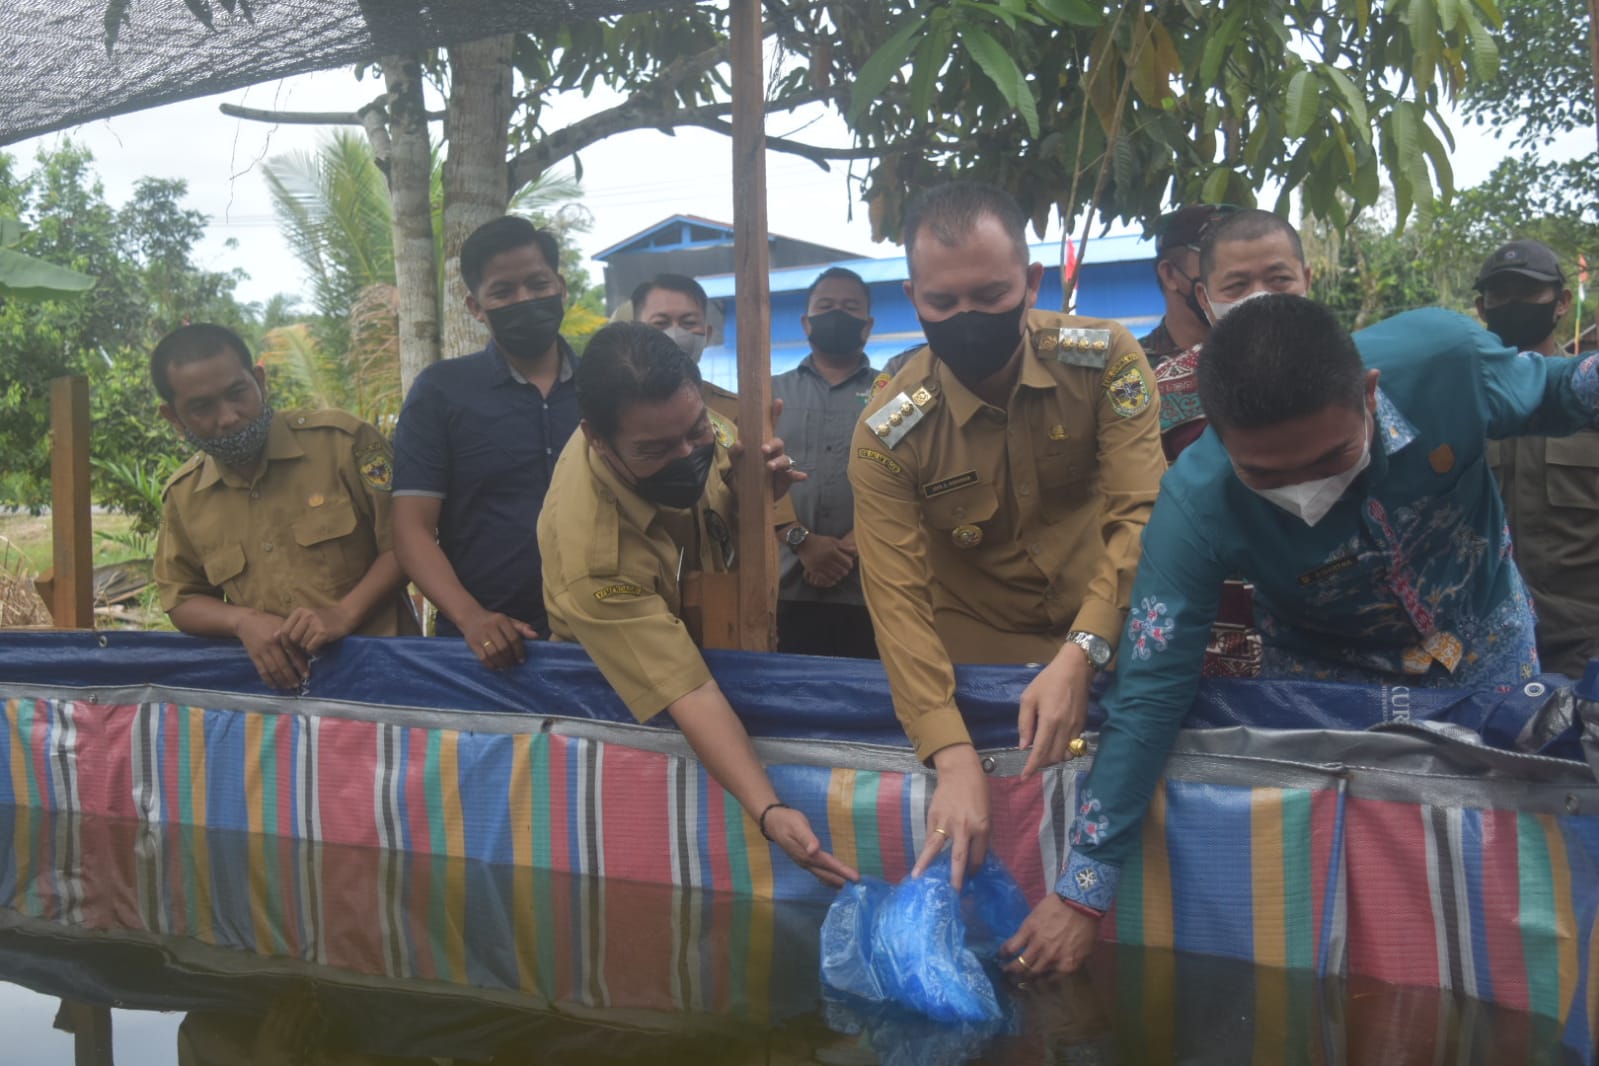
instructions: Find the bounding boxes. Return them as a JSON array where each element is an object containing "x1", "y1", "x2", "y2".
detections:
[{"x1": 4, "y1": 64, "x2": 1591, "y2": 310}]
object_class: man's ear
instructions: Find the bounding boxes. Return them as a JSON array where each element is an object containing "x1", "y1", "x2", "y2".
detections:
[
  {"x1": 466, "y1": 292, "x2": 486, "y2": 325},
  {"x1": 1364, "y1": 368, "x2": 1381, "y2": 411},
  {"x1": 251, "y1": 362, "x2": 268, "y2": 395},
  {"x1": 1023, "y1": 261, "x2": 1045, "y2": 310},
  {"x1": 1196, "y1": 283, "x2": 1217, "y2": 324},
  {"x1": 902, "y1": 279, "x2": 914, "y2": 305},
  {"x1": 801, "y1": 313, "x2": 813, "y2": 340},
  {"x1": 1155, "y1": 258, "x2": 1181, "y2": 293},
  {"x1": 159, "y1": 402, "x2": 185, "y2": 435},
  {"x1": 1557, "y1": 287, "x2": 1575, "y2": 318},
  {"x1": 1475, "y1": 294, "x2": 1488, "y2": 322}
]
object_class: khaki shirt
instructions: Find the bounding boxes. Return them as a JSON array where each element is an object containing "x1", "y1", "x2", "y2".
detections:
[
  {"x1": 848, "y1": 310, "x2": 1166, "y2": 760},
  {"x1": 539, "y1": 431, "x2": 739, "y2": 720},
  {"x1": 155, "y1": 410, "x2": 418, "y2": 636},
  {"x1": 1487, "y1": 429, "x2": 1599, "y2": 677}
]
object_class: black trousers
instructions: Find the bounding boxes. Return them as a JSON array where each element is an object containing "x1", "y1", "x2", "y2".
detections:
[{"x1": 776, "y1": 601, "x2": 879, "y2": 659}]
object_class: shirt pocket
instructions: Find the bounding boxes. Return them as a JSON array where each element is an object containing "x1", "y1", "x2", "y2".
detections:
[
  {"x1": 1036, "y1": 442, "x2": 1098, "y2": 522},
  {"x1": 292, "y1": 496, "x2": 365, "y2": 591},
  {"x1": 1545, "y1": 434, "x2": 1599, "y2": 510},
  {"x1": 923, "y1": 481, "x2": 1000, "y2": 533},
  {"x1": 202, "y1": 542, "x2": 247, "y2": 595}
]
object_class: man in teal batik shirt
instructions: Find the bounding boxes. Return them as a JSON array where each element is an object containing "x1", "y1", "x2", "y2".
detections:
[{"x1": 1001, "y1": 294, "x2": 1599, "y2": 975}]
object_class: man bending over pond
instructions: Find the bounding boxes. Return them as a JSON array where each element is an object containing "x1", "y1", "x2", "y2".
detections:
[
  {"x1": 1002, "y1": 294, "x2": 1599, "y2": 975},
  {"x1": 537, "y1": 321, "x2": 857, "y2": 887}
]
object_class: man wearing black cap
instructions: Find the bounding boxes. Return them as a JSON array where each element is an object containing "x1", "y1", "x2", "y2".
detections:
[
  {"x1": 1474, "y1": 238, "x2": 1599, "y2": 678},
  {"x1": 1138, "y1": 204, "x2": 1236, "y2": 369}
]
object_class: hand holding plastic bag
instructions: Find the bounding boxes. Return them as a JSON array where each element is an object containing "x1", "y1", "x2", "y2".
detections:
[{"x1": 819, "y1": 852, "x2": 1030, "y2": 1023}]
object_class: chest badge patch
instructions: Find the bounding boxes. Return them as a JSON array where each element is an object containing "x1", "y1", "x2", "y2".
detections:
[
  {"x1": 951, "y1": 524, "x2": 984, "y2": 549},
  {"x1": 1049, "y1": 424, "x2": 1068, "y2": 441},
  {"x1": 1429, "y1": 444, "x2": 1455, "y2": 475},
  {"x1": 1106, "y1": 365, "x2": 1152, "y2": 419},
  {"x1": 357, "y1": 447, "x2": 393, "y2": 491},
  {"x1": 923, "y1": 471, "x2": 978, "y2": 498}
]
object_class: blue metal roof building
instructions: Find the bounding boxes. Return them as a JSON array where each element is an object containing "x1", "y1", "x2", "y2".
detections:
[{"x1": 592, "y1": 217, "x2": 1164, "y2": 391}]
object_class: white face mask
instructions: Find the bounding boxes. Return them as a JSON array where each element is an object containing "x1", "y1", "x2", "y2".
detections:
[
  {"x1": 662, "y1": 325, "x2": 708, "y2": 363},
  {"x1": 1205, "y1": 286, "x2": 1272, "y2": 324},
  {"x1": 1243, "y1": 418, "x2": 1371, "y2": 527}
]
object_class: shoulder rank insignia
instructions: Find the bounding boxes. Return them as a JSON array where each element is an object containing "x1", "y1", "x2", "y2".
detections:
[
  {"x1": 865, "y1": 386, "x2": 936, "y2": 449},
  {"x1": 708, "y1": 410, "x2": 736, "y2": 449},
  {"x1": 1034, "y1": 327, "x2": 1112, "y2": 370},
  {"x1": 357, "y1": 444, "x2": 394, "y2": 490}
]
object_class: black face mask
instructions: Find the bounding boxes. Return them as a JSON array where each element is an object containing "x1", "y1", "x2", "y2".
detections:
[
  {"x1": 919, "y1": 299, "x2": 1028, "y2": 386},
  {"x1": 628, "y1": 442, "x2": 716, "y2": 510},
  {"x1": 486, "y1": 295, "x2": 565, "y2": 361},
  {"x1": 807, "y1": 309, "x2": 869, "y2": 357},
  {"x1": 1172, "y1": 265, "x2": 1209, "y2": 325},
  {"x1": 1483, "y1": 300, "x2": 1560, "y2": 351}
]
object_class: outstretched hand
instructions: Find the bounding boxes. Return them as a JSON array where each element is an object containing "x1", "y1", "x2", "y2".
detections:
[{"x1": 764, "y1": 805, "x2": 859, "y2": 887}]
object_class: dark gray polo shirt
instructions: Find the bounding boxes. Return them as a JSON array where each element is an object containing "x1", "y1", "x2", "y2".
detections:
[{"x1": 771, "y1": 354, "x2": 879, "y2": 605}]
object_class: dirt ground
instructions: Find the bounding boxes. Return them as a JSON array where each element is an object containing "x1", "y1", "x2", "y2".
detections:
[{"x1": 0, "y1": 511, "x2": 164, "y2": 629}]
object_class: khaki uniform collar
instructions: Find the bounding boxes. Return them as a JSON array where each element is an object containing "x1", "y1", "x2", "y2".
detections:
[
  {"x1": 586, "y1": 439, "x2": 666, "y2": 532},
  {"x1": 937, "y1": 331, "x2": 1054, "y2": 427},
  {"x1": 193, "y1": 410, "x2": 304, "y2": 491}
]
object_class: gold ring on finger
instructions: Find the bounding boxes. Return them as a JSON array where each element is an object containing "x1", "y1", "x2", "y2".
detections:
[
  {"x1": 932, "y1": 827, "x2": 949, "y2": 837},
  {"x1": 482, "y1": 640, "x2": 495, "y2": 650},
  {"x1": 1016, "y1": 954, "x2": 1031, "y2": 970},
  {"x1": 1068, "y1": 737, "x2": 1088, "y2": 757}
]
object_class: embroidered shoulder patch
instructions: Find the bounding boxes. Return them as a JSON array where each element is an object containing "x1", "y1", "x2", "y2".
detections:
[
  {"x1": 1105, "y1": 363, "x2": 1152, "y2": 419},
  {"x1": 356, "y1": 444, "x2": 394, "y2": 491},
  {"x1": 708, "y1": 410, "x2": 736, "y2": 449},
  {"x1": 593, "y1": 583, "x2": 647, "y2": 602},
  {"x1": 855, "y1": 448, "x2": 903, "y2": 476}
]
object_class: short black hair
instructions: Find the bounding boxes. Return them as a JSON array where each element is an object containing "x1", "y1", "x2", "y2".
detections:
[
  {"x1": 461, "y1": 216, "x2": 562, "y2": 295},
  {"x1": 1197, "y1": 295, "x2": 1365, "y2": 433},
  {"x1": 631, "y1": 273, "x2": 708, "y2": 317},
  {"x1": 903, "y1": 182, "x2": 1030, "y2": 268},
  {"x1": 576, "y1": 321, "x2": 704, "y2": 440},
  {"x1": 150, "y1": 323, "x2": 254, "y2": 404},
  {"x1": 1198, "y1": 209, "x2": 1305, "y2": 282},
  {"x1": 806, "y1": 266, "x2": 871, "y2": 310}
]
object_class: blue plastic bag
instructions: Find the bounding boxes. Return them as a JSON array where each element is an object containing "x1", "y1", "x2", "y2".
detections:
[{"x1": 819, "y1": 852, "x2": 1031, "y2": 1023}]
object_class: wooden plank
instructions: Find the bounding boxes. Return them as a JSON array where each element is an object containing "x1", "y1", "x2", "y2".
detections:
[
  {"x1": 728, "y1": 0, "x2": 777, "y2": 652},
  {"x1": 49, "y1": 375, "x2": 93, "y2": 629}
]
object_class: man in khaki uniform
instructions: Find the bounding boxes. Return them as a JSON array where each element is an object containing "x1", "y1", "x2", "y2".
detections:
[
  {"x1": 539, "y1": 321, "x2": 854, "y2": 888},
  {"x1": 849, "y1": 182, "x2": 1166, "y2": 889},
  {"x1": 152, "y1": 324, "x2": 418, "y2": 691},
  {"x1": 1475, "y1": 239, "x2": 1599, "y2": 677}
]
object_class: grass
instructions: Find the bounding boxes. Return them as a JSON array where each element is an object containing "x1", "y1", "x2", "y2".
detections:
[{"x1": 0, "y1": 511, "x2": 147, "y2": 575}]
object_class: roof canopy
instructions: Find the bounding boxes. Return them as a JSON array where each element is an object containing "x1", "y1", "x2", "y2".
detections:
[{"x1": 0, "y1": 0, "x2": 675, "y2": 148}]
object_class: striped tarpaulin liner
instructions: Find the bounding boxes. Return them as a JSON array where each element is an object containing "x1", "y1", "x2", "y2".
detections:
[{"x1": 2, "y1": 694, "x2": 1596, "y2": 1055}]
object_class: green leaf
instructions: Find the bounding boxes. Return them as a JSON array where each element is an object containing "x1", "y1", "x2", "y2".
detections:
[
  {"x1": 1202, "y1": 167, "x2": 1232, "y2": 204},
  {"x1": 1436, "y1": 0, "x2": 1459, "y2": 33},
  {"x1": 1461, "y1": 6, "x2": 1499, "y2": 78},
  {"x1": 908, "y1": 29, "x2": 946, "y2": 119},
  {"x1": 1392, "y1": 101, "x2": 1420, "y2": 172},
  {"x1": 1199, "y1": 6, "x2": 1245, "y2": 88},
  {"x1": 1033, "y1": 0, "x2": 1102, "y2": 28},
  {"x1": 1353, "y1": 140, "x2": 1381, "y2": 206},
  {"x1": 0, "y1": 218, "x2": 20, "y2": 248},
  {"x1": 0, "y1": 248, "x2": 97, "y2": 301},
  {"x1": 847, "y1": 20, "x2": 927, "y2": 125},
  {"x1": 1320, "y1": 65, "x2": 1369, "y2": 132},
  {"x1": 962, "y1": 26, "x2": 1039, "y2": 137},
  {"x1": 1285, "y1": 68, "x2": 1319, "y2": 139},
  {"x1": 1418, "y1": 118, "x2": 1455, "y2": 201}
]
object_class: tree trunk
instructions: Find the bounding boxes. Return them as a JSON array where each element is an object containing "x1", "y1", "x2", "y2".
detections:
[
  {"x1": 441, "y1": 35, "x2": 515, "y2": 359},
  {"x1": 381, "y1": 56, "x2": 441, "y2": 394}
]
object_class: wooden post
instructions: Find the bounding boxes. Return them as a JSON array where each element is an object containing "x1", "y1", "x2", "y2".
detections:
[
  {"x1": 1589, "y1": 0, "x2": 1599, "y2": 159},
  {"x1": 729, "y1": 0, "x2": 777, "y2": 652},
  {"x1": 56, "y1": 1000, "x2": 113, "y2": 1066},
  {"x1": 50, "y1": 375, "x2": 94, "y2": 629}
]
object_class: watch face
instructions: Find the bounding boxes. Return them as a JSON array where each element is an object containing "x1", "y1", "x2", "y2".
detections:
[{"x1": 786, "y1": 526, "x2": 807, "y2": 547}]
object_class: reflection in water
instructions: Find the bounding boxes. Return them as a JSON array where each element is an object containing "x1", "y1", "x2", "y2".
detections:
[{"x1": 0, "y1": 806, "x2": 1585, "y2": 1065}]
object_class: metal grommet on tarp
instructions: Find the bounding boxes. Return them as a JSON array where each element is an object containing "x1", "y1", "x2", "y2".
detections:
[{"x1": 1525, "y1": 681, "x2": 1547, "y2": 699}]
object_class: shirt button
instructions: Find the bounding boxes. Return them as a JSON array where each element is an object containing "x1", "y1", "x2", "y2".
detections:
[
  {"x1": 1018, "y1": 485, "x2": 1032, "y2": 497},
  {"x1": 952, "y1": 507, "x2": 966, "y2": 520},
  {"x1": 249, "y1": 490, "x2": 260, "y2": 500},
  {"x1": 1028, "y1": 544, "x2": 1041, "y2": 556},
  {"x1": 263, "y1": 542, "x2": 274, "y2": 552},
  {"x1": 296, "y1": 417, "x2": 306, "y2": 425}
]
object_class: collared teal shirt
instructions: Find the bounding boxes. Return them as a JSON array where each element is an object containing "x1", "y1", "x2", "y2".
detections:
[{"x1": 1056, "y1": 309, "x2": 1599, "y2": 912}]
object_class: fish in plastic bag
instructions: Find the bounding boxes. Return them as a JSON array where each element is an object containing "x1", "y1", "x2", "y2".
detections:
[{"x1": 819, "y1": 851, "x2": 1031, "y2": 1024}]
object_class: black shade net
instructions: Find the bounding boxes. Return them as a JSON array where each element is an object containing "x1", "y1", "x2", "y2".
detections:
[{"x1": 0, "y1": 0, "x2": 679, "y2": 147}]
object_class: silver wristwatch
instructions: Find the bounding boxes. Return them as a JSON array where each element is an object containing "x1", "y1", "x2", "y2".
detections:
[
  {"x1": 1067, "y1": 631, "x2": 1112, "y2": 671},
  {"x1": 784, "y1": 524, "x2": 811, "y2": 549}
]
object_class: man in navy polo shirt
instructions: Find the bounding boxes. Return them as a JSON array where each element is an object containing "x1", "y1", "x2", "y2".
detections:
[{"x1": 392, "y1": 217, "x2": 582, "y2": 669}]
